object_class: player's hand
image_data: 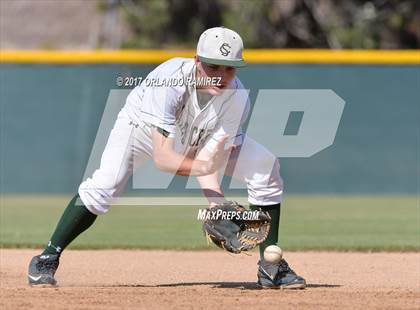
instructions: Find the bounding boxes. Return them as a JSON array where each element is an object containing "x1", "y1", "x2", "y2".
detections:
[{"x1": 205, "y1": 135, "x2": 234, "y2": 175}]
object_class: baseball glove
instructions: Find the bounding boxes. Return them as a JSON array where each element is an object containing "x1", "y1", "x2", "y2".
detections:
[{"x1": 202, "y1": 201, "x2": 271, "y2": 254}]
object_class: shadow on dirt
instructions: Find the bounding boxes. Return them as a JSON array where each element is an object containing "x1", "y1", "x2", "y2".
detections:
[{"x1": 110, "y1": 282, "x2": 341, "y2": 290}]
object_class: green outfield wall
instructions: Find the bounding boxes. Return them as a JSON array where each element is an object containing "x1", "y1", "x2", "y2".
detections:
[{"x1": 0, "y1": 52, "x2": 419, "y2": 194}]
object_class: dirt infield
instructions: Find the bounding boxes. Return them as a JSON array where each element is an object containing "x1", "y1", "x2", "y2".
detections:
[{"x1": 1, "y1": 250, "x2": 419, "y2": 309}]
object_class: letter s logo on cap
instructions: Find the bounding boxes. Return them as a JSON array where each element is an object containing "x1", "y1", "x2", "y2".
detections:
[{"x1": 219, "y1": 43, "x2": 231, "y2": 56}]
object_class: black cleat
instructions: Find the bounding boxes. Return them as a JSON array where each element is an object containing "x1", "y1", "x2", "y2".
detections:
[
  {"x1": 28, "y1": 254, "x2": 60, "y2": 286},
  {"x1": 257, "y1": 259, "x2": 306, "y2": 289}
]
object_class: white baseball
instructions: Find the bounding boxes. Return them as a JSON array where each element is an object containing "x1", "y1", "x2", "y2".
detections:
[{"x1": 263, "y1": 245, "x2": 283, "y2": 264}]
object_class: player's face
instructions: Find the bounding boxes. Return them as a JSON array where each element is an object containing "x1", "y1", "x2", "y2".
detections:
[{"x1": 196, "y1": 58, "x2": 236, "y2": 95}]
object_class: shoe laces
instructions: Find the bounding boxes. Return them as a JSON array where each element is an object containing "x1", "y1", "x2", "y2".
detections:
[
  {"x1": 36, "y1": 256, "x2": 59, "y2": 274},
  {"x1": 278, "y1": 259, "x2": 296, "y2": 276}
]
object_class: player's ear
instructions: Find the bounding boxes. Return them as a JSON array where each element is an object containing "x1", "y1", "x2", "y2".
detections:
[{"x1": 195, "y1": 56, "x2": 203, "y2": 74}]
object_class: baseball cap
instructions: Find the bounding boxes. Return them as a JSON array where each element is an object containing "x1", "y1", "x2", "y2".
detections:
[{"x1": 197, "y1": 27, "x2": 246, "y2": 68}]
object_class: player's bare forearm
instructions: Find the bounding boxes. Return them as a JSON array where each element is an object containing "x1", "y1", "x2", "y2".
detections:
[
  {"x1": 152, "y1": 128, "x2": 231, "y2": 176},
  {"x1": 196, "y1": 148, "x2": 228, "y2": 206},
  {"x1": 151, "y1": 128, "x2": 209, "y2": 176},
  {"x1": 176, "y1": 156, "x2": 209, "y2": 176},
  {"x1": 199, "y1": 175, "x2": 227, "y2": 207}
]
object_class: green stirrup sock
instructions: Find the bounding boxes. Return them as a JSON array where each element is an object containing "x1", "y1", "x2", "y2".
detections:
[
  {"x1": 250, "y1": 203, "x2": 281, "y2": 260},
  {"x1": 42, "y1": 194, "x2": 97, "y2": 255}
]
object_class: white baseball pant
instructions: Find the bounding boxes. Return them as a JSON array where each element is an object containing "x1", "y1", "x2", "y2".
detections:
[{"x1": 79, "y1": 110, "x2": 283, "y2": 215}]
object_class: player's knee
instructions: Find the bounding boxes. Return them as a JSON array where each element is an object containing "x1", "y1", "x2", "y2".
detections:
[
  {"x1": 77, "y1": 169, "x2": 129, "y2": 215},
  {"x1": 78, "y1": 183, "x2": 114, "y2": 215},
  {"x1": 255, "y1": 151, "x2": 279, "y2": 177},
  {"x1": 89, "y1": 168, "x2": 130, "y2": 192},
  {"x1": 77, "y1": 191, "x2": 110, "y2": 215},
  {"x1": 246, "y1": 154, "x2": 283, "y2": 205},
  {"x1": 93, "y1": 178, "x2": 121, "y2": 191},
  {"x1": 250, "y1": 156, "x2": 282, "y2": 188},
  {"x1": 271, "y1": 157, "x2": 282, "y2": 182}
]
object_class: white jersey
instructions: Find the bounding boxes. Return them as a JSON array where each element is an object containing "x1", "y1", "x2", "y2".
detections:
[{"x1": 122, "y1": 58, "x2": 250, "y2": 156}]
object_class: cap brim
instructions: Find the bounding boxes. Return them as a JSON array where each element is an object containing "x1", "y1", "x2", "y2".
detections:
[{"x1": 198, "y1": 55, "x2": 246, "y2": 68}]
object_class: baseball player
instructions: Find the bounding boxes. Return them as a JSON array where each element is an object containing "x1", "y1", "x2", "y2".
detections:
[{"x1": 28, "y1": 27, "x2": 306, "y2": 289}]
